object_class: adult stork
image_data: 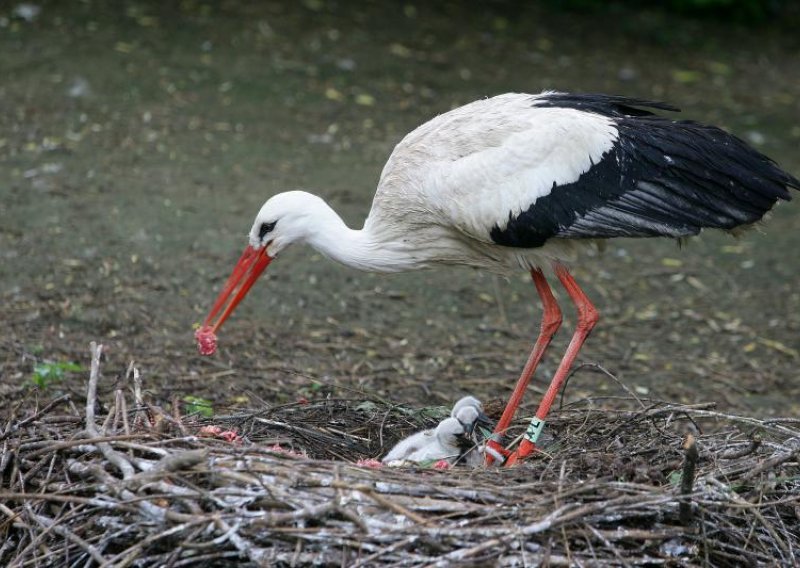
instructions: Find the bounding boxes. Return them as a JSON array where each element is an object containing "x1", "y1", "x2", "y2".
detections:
[{"x1": 196, "y1": 92, "x2": 798, "y2": 466}]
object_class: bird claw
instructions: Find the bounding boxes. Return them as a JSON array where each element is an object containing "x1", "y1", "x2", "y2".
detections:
[{"x1": 503, "y1": 443, "x2": 543, "y2": 467}]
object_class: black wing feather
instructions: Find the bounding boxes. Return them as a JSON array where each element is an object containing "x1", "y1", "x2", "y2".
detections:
[
  {"x1": 490, "y1": 93, "x2": 798, "y2": 248},
  {"x1": 535, "y1": 91, "x2": 681, "y2": 116}
]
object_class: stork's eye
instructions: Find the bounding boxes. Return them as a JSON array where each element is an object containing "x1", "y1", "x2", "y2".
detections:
[{"x1": 258, "y1": 221, "x2": 277, "y2": 240}]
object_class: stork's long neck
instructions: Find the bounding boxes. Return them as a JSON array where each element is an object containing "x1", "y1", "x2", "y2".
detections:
[{"x1": 303, "y1": 202, "x2": 420, "y2": 273}]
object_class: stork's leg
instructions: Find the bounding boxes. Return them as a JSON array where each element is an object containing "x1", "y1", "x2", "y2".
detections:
[
  {"x1": 486, "y1": 268, "x2": 562, "y2": 465},
  {"x1": 505, "y1": 264, "x2": 598, "y2": 466}
]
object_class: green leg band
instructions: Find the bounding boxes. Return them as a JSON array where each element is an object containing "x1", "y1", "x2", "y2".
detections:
[{"x1": 524, "y1": 417, "x2": 546, "y2": 444}]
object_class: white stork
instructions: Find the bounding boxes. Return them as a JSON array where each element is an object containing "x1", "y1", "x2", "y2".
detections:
[{"x1": 196, "y1": 92, "x2": 799, "y2": 466}]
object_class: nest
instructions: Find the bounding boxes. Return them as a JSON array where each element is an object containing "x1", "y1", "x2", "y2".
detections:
[{"x1": 1, "y1": 343, "x2": 799, "y2": 567}]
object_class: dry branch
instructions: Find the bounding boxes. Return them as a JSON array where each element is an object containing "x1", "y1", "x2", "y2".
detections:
[{"x1": 679, "y1": 433, "x2": 699, "y2": 525}]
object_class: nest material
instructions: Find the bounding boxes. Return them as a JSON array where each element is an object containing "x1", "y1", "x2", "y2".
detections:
[{"x1": 1, "y1": 344, "x2": 799, "y2": 567}]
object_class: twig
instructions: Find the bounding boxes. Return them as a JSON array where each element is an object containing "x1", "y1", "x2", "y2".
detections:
[
  {"x1": 0, "y1": 395, "x2": 71, "y2": 442},
  {"x1": 591, "y1": 363, "x2": 646, "y2": 409},
  {"x1": 214, "y1": 518, "x2": 269, "y2": 565},
  {"x1": 85, "y1": 342, "x2": 135, "y2": 480},
  {"x1": 679, "y1": 433, "x2": 699, "y2": 525},
  {"x1": 738, "y1": 449, "x2": 799, "y2": 482},
  {"x1": 23, "y1": 434, "x2": 149, "y2": 459},
  {"x1": 705, "y1": 477, "x2": 792, "y2": 559},
  {"x1": 721, "y1": 437, "x2": 761, "y2": 460},
  {"x1": 131, "y1": 363, "x2": 151, "y2": 430},
  {"x1": 117, "y1": 388, "x2": 130, "y2": 436},
  {"x1": 103, "y1": 520, "x2": 208, "y2": 568},
  {"x1": 25, "y1": 507, "x2": 108, "y2": 565},
  {"x1": 586, "y1": 524, "x2": 631, "y2": 568},
  {"x1": 350, "y1": 537, "x2": 417, "y2": 568},
  {"x1": 354, "y1": 484, "x2": 429, "y2": 525},
  {"x1": 250, "y1": 502, "x2": 338, "y2": 527}
]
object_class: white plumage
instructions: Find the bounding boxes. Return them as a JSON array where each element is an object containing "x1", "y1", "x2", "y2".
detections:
[
  {"x1": 382, "y1": 396, "x2": 488, "y2": 465},
  {"x1": 381, "y1": 429, "x2": 433, "y2": 465},
  {"x1": 381, "y1": 97, "x2": 618, "y2": 240},
  {"x1": 403, "y1": 418, "x2": 467, "y2": 464}
]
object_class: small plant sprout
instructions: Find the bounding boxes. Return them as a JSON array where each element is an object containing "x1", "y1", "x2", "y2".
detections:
[{"x1": 30, "y1": 361, "x2": 82, "y2": 389}]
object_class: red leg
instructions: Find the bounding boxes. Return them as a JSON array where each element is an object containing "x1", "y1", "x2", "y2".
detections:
[
  {"x1": 506, "y1": 264, "x2": 599, "y2": 466},
  {"x1": 486, "y1": 268, "x2": 562, "y2": 464}
]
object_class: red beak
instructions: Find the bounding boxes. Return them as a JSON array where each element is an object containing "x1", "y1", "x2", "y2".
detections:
[{"x1": 202, "y1": 244, "x2": 273, "y2": 335}]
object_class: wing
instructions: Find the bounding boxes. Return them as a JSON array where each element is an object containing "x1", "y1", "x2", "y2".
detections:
[
  {"x1": 406, "y1": 440, "x2": 456, "y2": 463},
  {"x1": 382, "y1": 429, "x2": 433, "y2": 463},
  {"x1": 373, "y1": 92, "x2": 798, "y2": 249},
  {"x1": 493, "y1": 93, "x2": 798, "y2": 247}
]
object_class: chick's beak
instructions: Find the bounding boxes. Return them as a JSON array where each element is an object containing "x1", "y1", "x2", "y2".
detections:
[{"x1": 475, "y1": 411, "x2": 494, "y2": 432}]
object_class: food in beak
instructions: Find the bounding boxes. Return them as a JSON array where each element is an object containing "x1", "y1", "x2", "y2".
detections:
[
  {"x1": 195, "y1": 326, "x2": 218, "y2": 356},
  {"x1": 195, "y1": 244, "x2": 272, "y2": 355}
]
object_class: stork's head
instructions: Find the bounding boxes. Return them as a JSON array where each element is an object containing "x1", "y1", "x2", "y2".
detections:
[
  {"x1": 451, "y1": 396, "x2": 494, "y2": 434},
  {"x1": 435, "y1": 417, "x2": 469, "y2": 446},
  {"x1": 195, "y1": 191, "x2": 325, "y2": 355},
  {"x1": 249, "y1": 191, "x2": 328, "y2": 257},
  {"x1": 435, "y1": 417, "x2": 477, "y2": 456}
]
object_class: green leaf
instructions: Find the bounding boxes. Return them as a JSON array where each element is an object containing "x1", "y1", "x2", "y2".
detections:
[
  {"x1": 183, "y1": 395, "x2": 214, "y2": 418},
  {"x1": 30, "y1": 361, "x2": 83, "y2": 389},
  {"x1": 417, "y1": 406, "x2": 450, "y2": 420},
  {"x1": 477, "y1": 426, "x2": 493, "y2": 439}
]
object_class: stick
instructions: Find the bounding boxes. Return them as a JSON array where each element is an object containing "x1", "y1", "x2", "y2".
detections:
[
  {"x1": 356, "y1": 485, "x2": 428, "y2": 525},
  {"x1": 24, "y1": 434, "x2": 149, "y2": 459},
  {"x1": 721, "y1": 437, "x2": 761, "y2": 460},
  {"x1": 26, "y1": 507, "x2": 108, "y2": 565},
  {"x1": 85, "y1": 342, "x2": 103, "y2": 433},
  {"x1": 85, "y1": 343, "x2": 135, "y2": 480},
  {"x1": 679, "y1": 433, "x2": 699, "y2": 525},
  {"x1": 131, "y1": 364, "x2": 151, "y2": 430},
  {"x1": 0, "y1": 395, "x2": 71, "y2": 442},
  {"x1": 739, "y1": 449, "x2": 799, "y2": 482}
]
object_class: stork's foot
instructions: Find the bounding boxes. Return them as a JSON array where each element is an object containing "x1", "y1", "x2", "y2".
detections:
[
  {"x1": 484, "y1": 438, "x2": 539, "y2": 467},
  {"x1": 504, "y1": 447, "x2": 534, "y2": 467},
  {"x1": 484, "y1": 438, "x2": 513, "y2": 466}
]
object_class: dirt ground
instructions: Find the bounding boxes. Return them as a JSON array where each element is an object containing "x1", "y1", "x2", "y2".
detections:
[{"x1": 2, "y1": 1, "x2": 799, "y2": 433}]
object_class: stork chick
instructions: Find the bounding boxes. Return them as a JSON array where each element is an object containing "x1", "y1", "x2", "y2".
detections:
[{"x1": 383, "y1": 396, "x2": 492, "y2": 465}]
